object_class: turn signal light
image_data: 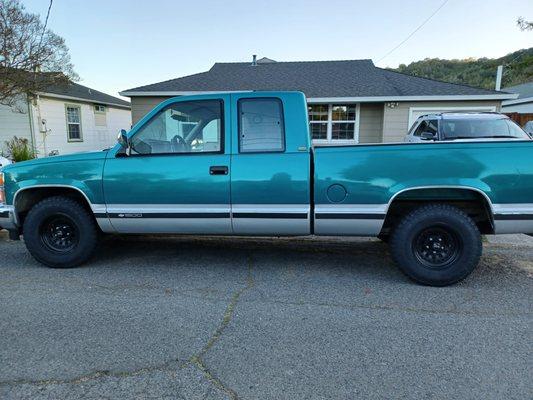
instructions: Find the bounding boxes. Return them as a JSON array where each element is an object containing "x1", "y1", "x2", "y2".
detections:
[{"x1": 0, "y1": 172, "x2": 4, "y2": 203}]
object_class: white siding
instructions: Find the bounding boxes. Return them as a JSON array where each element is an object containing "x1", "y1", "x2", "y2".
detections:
[
  {"x1": 502, "y1": 101, "x2": 533, "y2": 113},
  {"x1": 359, "y1": 103, "x2": 384, "y2": 143},
  {"x1": 31, "y1": 97, "x2": 131, "y2": 156},
  {"x1": 131, "y1": 96, "x2": 171, "y2": 124},
  {"x1": 0, "y1": 98, "x2": 33, "y2": 154},
  {"x1": 382, "y1": 101, "x2": 502, "y2": 142}
]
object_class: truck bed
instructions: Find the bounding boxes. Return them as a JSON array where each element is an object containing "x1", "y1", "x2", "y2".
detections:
[{"x1": 312, "y1": 140, "x2": 533, "y2": 235}]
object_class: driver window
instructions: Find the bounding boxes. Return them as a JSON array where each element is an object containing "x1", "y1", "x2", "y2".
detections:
[{"x1": 130, "y1": 100, "x2": 223, "y2": 155}]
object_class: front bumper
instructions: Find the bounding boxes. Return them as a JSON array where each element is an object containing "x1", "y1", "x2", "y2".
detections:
[{"x1": 0, "y1": 204, "x2": 17, "y2": 231}]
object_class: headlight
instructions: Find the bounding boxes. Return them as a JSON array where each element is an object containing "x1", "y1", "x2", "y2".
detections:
[{"x1": 0, "y1": 172, "x2": 5, "y2": 204}]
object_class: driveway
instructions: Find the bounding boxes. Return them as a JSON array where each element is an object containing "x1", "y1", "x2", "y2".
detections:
[{"x1": 0, "y1": 233, "x2": 531, "y2": 399}]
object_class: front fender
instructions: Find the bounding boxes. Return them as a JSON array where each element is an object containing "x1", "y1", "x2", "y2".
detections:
[{"x1": 3, "y1": 158, "x2": 105, "y2": 206}]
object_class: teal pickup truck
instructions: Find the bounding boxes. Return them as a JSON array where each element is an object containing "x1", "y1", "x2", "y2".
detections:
[{"x1": 1, "y1": 92, "x2": 532, "y2": 285}]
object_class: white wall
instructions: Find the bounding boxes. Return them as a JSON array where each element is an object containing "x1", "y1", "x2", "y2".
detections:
[
  {"x1": 0, "y1": 98, "x2": 33, "y2": 155},
  {"x1": 502, "y1": 101, "x2": 533, "y2": 113},
  {"x1": 31, "y1": 97, "x2": 131, "y2": 157}
]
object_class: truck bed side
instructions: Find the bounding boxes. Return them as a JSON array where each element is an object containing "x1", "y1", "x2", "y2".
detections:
[{"x1": 313, "y1": 141, "x2": 533, "y2": 235}]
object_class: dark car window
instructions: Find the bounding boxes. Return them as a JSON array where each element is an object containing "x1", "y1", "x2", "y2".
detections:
[
  {"x1": 408, "y1": 118, "x2": 422, "y2": 135},
  {"x1": 441, "y1": 118, "x2": 530, "y2": 140},
  {"x1": 427, "y1": 119, "x2": 438, "y2": 135},
  {"x1": 414, "y1": 119, "x2": 438, "y2": 137},
  {"x1": 413, "y1": 121, "x2": 427, "y2": 136}
]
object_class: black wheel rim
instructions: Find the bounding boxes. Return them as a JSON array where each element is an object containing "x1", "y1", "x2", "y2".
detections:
[
  {"x1": 412, "y1": 225, "x2": 462, "y2": 269},
  {"x1": 39, "y1": 214, "x2": 80, "y2": 253}
]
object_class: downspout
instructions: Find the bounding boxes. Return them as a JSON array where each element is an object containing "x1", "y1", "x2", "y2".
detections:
[
  {"x1": 34, "y1": 94, "x2": 47, "y2": 157},
  {"x1": 26, "y1": 94, "x2": 37, "y2": 153}
]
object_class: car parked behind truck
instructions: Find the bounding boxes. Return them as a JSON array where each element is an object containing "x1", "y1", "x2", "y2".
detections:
[
  {"x1": 405, "y1": 112, "x2": 531, "y2": 142},
  {"x1": 1, "y1": 92, "x2": 532, "y2": 286}
]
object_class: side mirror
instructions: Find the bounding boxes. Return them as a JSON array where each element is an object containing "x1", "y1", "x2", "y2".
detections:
[
  {"x1": 420, "y1": 131, "x2": 436, "y2": 141},
  {"x1": 117, "y1": 129, "x2": 129, "y2": 148}
]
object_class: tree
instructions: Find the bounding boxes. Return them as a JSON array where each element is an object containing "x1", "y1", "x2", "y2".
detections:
[
  {"x1": 517, "y1": 17, "x2": 533, "y2": 31},
  {"x1": 392, "y1": 48, "x2": 533, "y2": 90},
  {"x1": 0, "y1": 0, "x2": 78, "y2": 107}
]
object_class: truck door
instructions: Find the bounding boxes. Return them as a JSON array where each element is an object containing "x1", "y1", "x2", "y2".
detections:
[
  {"x1": 230, "y1": 93, "x2": 311, "y2": 235},
  {"x1": 103, "y1": 96, "x2": 232, "y2": 234}
]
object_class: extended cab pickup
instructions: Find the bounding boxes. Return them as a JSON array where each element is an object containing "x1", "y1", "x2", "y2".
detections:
[{"x1": 1, "y1": 92, "x2": 532, "y2": 286}]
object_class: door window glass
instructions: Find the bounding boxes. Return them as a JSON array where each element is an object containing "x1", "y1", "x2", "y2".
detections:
[
  {"x1": 414, "y1": 119, "x2": 438, "y2": 137},
  {"x1": 239, "y1": 98, "x2": 285, "y2": 152},
  {"x1": 426, "y1": 119, "x2": 438, "y2": 135},
  {"x1": 130, "y1": 100, "x2": 223, "y2": 155},
  {"x1": 413, "y1": 121, "x2": 428, "y2": 136}
]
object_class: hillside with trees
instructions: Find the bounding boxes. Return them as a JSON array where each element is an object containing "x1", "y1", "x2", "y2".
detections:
[{"x1": 392, "y1": 48, "x2": 533, "y2": 90}]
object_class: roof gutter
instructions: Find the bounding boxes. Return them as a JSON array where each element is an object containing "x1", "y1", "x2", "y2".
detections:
[
  {"x1": 37, "y1": 92, "x2": 131, "y2": 109},
  {"x1": 502, "y1": 96, "x2": 533, "y2": 106},
  {"x1": 119, "y1": 90, "x2": 253, "y2": 97},
  {"x1": 119, "y1": 91, "x2": 518, "y2": 102},
  {"x1": 307, "y1": 94, "x2": 519, "y2": 102}
]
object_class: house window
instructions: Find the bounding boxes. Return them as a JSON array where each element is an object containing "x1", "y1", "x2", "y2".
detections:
[
  {"x1": 94, "y1": 104, "x2": 107, "y2": 127},
  {"x1": 308, "y1": 104, "x2": 359, "y2": 144},
  {"x1": 66, "y1": 105, "x2": 82, "y2": 141}
]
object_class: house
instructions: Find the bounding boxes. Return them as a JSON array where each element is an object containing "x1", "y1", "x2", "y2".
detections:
[
  {"x1": 120, "y1": 57, "x2": 517, "y2": 145},
  {"x1": 0, "y1": 82, "x2": 131, "y2": 158},
  {"x1": 502, "y1": 82, "x2": 533, "y2": 127}
]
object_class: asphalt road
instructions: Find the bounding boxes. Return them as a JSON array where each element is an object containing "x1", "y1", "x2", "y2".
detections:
[{"x1": 0, "y1": 232, "x2": 532, "y2": 400}]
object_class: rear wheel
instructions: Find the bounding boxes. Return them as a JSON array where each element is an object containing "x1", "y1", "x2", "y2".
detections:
[
  {"x1": 23, "y1": 196, "x2": 99, "y2": 268},
  {"x1": 390, "y1": 204, "x2": 482, "y2": 286}
]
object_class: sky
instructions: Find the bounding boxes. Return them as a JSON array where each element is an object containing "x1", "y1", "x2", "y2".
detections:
[{"x1": 22, "y1": 0, "x2": 533, "y2": 100}]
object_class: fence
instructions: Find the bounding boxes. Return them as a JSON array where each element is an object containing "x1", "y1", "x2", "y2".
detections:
[{"x1": 504, "y1": 113, "x2": 533, "y2": 127}]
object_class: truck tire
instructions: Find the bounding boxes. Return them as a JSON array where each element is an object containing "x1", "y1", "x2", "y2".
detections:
[
  {"x1": 389, "y1": 204, "x2": 482, "y2": 286},
  {"x1": 23, "y1": 196, "x2": 99, "y2": 268},
  {"x1": 377, "y1": 234, "x2": 389, "y2": 243}
]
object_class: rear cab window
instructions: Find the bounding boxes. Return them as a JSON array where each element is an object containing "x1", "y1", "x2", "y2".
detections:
[{"x1": 238, "y1": 98, "x2": 285, "y2": 153}]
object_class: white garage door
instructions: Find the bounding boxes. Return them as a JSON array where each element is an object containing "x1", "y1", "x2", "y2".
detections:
[{"x1": 408, "y1": 106, "x2": 497, "y2": 130}]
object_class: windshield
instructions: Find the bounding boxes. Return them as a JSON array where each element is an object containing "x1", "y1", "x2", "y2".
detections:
[
  {"x1": 441, "y1": 118, "x2": 531, "y2": 140},
  {"x1": 524, "y1": 121, "x2": 533, "y2": 134}
]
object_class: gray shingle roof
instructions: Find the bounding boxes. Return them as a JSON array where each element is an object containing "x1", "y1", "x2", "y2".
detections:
[
  {"x1": 43, "y1": 81, "x2": 130, "y2": 108},
  {"x1": 122, "y1": 59, "x2": 508, "y2": 99},
  {"x1": 503, "y1": 82, "x2": 533, "y2": 99}
]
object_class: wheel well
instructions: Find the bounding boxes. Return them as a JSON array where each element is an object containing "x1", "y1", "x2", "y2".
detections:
[
  {"x1": 15, "y1": 187, "x2": 95, "y2": 228},
  {"x1": 381, "y1": 188, "x2": 494, "y2": 235}
]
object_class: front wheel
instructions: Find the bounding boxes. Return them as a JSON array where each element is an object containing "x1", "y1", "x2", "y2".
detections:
[
  {"x1": 23, "y1": 196, "x2": 99, "y2": 268},
  {"x1": 390, "y1": 204, "x2": 482, "y2": 286}
]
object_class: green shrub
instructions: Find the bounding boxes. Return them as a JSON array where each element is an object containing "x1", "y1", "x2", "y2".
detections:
[{"x1": 4, "y1": 136, "x2": 37, "y2": 162}]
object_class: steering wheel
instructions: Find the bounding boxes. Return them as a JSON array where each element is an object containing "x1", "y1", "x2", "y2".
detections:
[{"x1": 171, "y1": 135, "x2": 189, "y2": 152}]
